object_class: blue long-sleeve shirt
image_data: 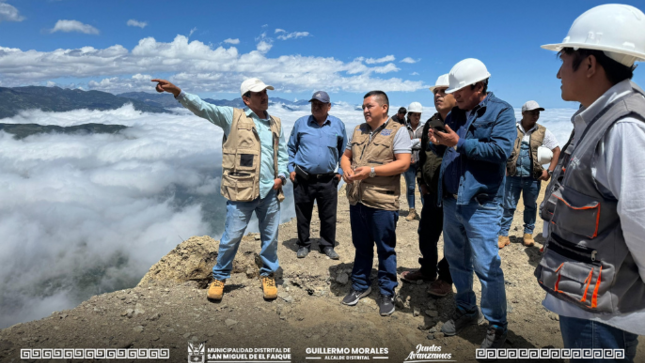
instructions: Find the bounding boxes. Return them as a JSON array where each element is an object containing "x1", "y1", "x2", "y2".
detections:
[
  {"x1": 287, "y1": 114, "x2": 347, "y2": 175},
  {"x1": 176, "y1": 91, "x2": 288, "y2": 199},
  {"x1": 432, "y1": 92, "x2": 516, "y2": 205}
]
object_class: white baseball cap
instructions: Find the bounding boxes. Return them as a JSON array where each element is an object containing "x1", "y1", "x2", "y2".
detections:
[
  {"x1": 240, "y1": 78, "x2": 274, "y2": 96},
  {"x1": 522, "y1": 100, "x2": 545, "y2": 112}
]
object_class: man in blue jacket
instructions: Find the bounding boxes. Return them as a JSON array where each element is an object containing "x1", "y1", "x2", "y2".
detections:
[{"x1": 428, "y1": 58, "x2": 516, "y2": 349}]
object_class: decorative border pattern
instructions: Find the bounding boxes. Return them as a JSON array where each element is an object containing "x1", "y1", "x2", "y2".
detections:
[
  {"x1": 21, "y1": 348, "x2": 170, "y2": 359},
  {"x1": 476, "y1": 348, "x2": 625, "y2": 360}
]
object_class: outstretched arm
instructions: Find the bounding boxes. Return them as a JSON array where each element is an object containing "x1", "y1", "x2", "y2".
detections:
[{"x1": 151, "y1": 79, "x2": 233, "y2": 131}]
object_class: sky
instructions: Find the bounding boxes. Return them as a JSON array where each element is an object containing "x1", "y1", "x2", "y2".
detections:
[{"x1": 1, "y1": 0, "x2": 645, "y2": 109}]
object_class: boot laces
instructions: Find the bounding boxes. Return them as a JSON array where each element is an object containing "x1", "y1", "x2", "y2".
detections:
[{"x1": 263, "y1": 276, "x2": 275, "y2": 287}]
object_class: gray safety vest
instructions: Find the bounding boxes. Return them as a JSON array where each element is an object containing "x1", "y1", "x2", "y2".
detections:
[{"x1": 536, "y1": 84, "x2": 645, "y2": 314}]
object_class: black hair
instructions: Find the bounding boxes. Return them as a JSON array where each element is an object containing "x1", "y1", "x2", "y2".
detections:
[
  {"x1": 558, "y1": 47, "x2": 634, "y2": 85},
  {"x1": 363, "y1": 90, "x2": 389, "y2": 107},
  {"x1": 397, "y1": 107, "x2": 406, "y2": 114},
  {"x1": 470, "y1": 78, "x2": 488, "y2": 94},
  {"x1": 243, "y1": 91, "x2": 251, "y2": 99}
]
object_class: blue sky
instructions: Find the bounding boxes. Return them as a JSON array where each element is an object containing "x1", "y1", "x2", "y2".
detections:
[{"x1": 1, "y1": 0, "x2": 644, "y2": 109}]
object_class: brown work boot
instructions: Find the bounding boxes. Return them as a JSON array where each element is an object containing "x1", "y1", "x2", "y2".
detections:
[
  {"x1": 401, "y1": 269, "x2": 435, "y2": 283},
  {"x1": 523, "y1": 233, "x2": 535, "y2": 247},
  {"x1": 207, "y1": 280, "x2": 225, "y2": 301},
  {"x1": 406, "y1": 208, "x2": 419, "y2": 221},
  {"x1": 498, "y1": 236, "x2": 510, "y2": 249},
  {"x1": 427, "y1": 279, "x2": 452, "y2": 297},
  {"x1": 261, "y1": 275, "x2": 278, "y2": 300}
]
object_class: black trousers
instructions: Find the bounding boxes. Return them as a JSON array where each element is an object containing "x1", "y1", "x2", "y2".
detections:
[
  {"x1": 418, "y1": 192, "x2": 452, "y2": 283},
  {"x1": 293, "y1": 174, "x2": 339, "y2": 250}
]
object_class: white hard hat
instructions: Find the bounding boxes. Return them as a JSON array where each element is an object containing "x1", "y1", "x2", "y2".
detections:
[
  {"x1": 445, "y1": 58, "x2": 491, "y2": 94},
  {"x1": 240, "y1": 78, "x2": 274, "y2": 96},
  {"x1": 429, "y1": 74, "x2": 450, "y2": 92},
  {"x1": 522, "y1": 100, "x2": 545, "y2": 112},
  {"x1": 537, "y1": 146, "x2": 554, "y2": 165},
  {"x1": 408, "y1": 102, "x2": 423, "y2": 113},
  {"x1": 541, "y1": 4, "x2": 645, "y2": 67}
]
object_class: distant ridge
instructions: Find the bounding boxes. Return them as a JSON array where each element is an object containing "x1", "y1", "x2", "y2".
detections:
[
  {"x1": 119, "y1": 92, "x2": 311, "y2": 109},
  {"x1": 0, "y1": 87, "x2": 317, "y2": 121},
  {"x1": 0, "y1": 86, "x2": 167, "y2": 119},
  {"x1": 0, "y1": 123, "x2": 127, "y2": 139}
]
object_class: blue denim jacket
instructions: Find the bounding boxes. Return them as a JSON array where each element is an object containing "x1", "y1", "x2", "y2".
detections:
[{"x1": 434, "y1": 92, "x2": 516, "y2": 206}]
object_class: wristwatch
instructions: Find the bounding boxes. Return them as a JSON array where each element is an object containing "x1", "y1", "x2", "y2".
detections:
[
  {"x1": 278, "y1": 175, "x2": 286, "y2": 185},
  {"x1": 369, "y1": 167, "x2": 376, "y2": 178},
  {"x1": 547, "y1": 169, "x2": 553, "y2": 176}
]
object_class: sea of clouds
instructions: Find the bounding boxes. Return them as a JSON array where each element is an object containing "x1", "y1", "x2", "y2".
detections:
[{"x1": 0, "y1": 101, "x2": 575, "y2": 328}]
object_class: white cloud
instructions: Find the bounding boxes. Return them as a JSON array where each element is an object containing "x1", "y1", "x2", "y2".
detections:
[
  {"x1": 0, "y1": 1, "x2": 24, "y2": 22},
  {"x1": 364, "y1": 55, "x2": 395, "y2": 64},
  {"x1": 188, "y1": 27, "x2": 197, "y2": 37},
  {"x1": 127, "y1": 19, "x2": 147, "y2": 29},
  {"x1": 276, "y1": 30, "x2": 310, "y2": 41},
  {"x1": 0, "y1": 35, "x2": 424, "y2": 93},
  {"x1": 50, "y1": 20, "x2": 99, "y2": 35},
  {"x1": 370, "y1": 63, "x2": 400, "y2": 74},
  {"x1": 410, "y1": 72, "x2": 419, "y2": 76},
  {"x1": 400, "y1": 57, "x2": 420, "y2": 64},
  {"x1": 223, "y1": 38, "x2": 239, "y2": 45},
  {"x1": 256, "y1": 40, "x2": 272, "y2": 53}
]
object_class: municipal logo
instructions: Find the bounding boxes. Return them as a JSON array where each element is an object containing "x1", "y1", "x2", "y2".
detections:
[{"x1": 188, "y1": 343, "x2": 205, "y2": 363}]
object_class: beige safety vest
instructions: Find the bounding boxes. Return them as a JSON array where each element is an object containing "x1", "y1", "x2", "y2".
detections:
[
  {"x1": 506, "y1": 124, "x2": 546, "y2": 180},
  {"x1": 220, "y1": 108, "x2": 285, "y2": 203},
  {"x1": 346, "y1": 119, "x2": 403, "y2": 211}
]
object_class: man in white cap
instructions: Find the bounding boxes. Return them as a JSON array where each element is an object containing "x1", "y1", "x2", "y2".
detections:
[
  {"x1": 428, "y1": 59, "x2": 516, "y2": 349},
  {"x1": 400, "y1": 75, "x2": 455, "y2": 297},
  {"x1": 497, "y1": 101, "x2": 560, "y2": 249},
  {"x1": 151, "y1": 77, "x2": 288, "y2": 302},
  {"x1": 536, "y1": 4, "x2": 645, "y2": 359}
]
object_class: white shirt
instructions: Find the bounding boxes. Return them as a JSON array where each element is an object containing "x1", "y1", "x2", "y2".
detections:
[
  {"x1": 542, "y1": 79, "x2": 645, "y2": 335},
  {"x1": 516, "y1": 123, "x2": 559, "y2": 150}
]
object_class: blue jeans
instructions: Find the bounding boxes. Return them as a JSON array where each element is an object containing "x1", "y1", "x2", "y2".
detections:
[
  {"x1": 212, "y1": 190, "x2": 280, "y2": 280},
  {"x1": 403, "y1": 163, "x2": 422, "y2": 209},
  {"x1": 559, "y1": 316, "x2": 639, "y2": 363},
  {"x1": 442, "y1": 197, "x2": 507, "y2": 329},
  {"x1": 499, "y1": 176, "x2": 540, "y2": 236},
  {"x1": 349, "y1": 203, "x2": 399, "y2": 296}
]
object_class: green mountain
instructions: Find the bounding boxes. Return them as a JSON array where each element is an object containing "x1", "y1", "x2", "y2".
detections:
[
  {"x1": 0, "y1": 123, "x2": 128, "y2": 140},
  {"x1": 119, "y1": 92, "x2": 311, "y2": 109},
  {"x1": 0, "y1": 86, "x2": 167, "y2": 119}
]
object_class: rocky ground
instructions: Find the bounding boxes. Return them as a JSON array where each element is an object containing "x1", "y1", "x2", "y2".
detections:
[{"x1": 1, "y1": 183, "x2": 643, "y2": 363}]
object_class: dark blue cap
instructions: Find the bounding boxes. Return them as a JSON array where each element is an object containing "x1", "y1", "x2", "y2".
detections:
[{"x1": 308, "y1": 91, "x2": 330, "y2": 103}]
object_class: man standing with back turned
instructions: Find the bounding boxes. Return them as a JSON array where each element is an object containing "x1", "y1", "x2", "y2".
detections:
[
  {"x1": 428, "y1": 59, "x2": 516, "y2": 348},
  {"x1": 288, "y1": 91, "x2": 347, "y2": 260},
  {"x1": 341, "y1": 91, "x2": 411, "y2": 316},
  {"x1": 536, "y1": 4, "x2": 645, "y2": 361},
  {"x1": 152, "y1": 78, "x2": 288, "y2": 302}
]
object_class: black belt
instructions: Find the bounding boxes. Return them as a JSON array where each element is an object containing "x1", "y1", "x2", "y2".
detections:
[{"x1": 309, "y1": 172, "x2": 336, "y2": 180}]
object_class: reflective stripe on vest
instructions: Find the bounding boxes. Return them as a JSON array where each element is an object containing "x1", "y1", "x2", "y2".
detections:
[{"x1": 535, "y1": 87, "x2": 645, "y2": 314}]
